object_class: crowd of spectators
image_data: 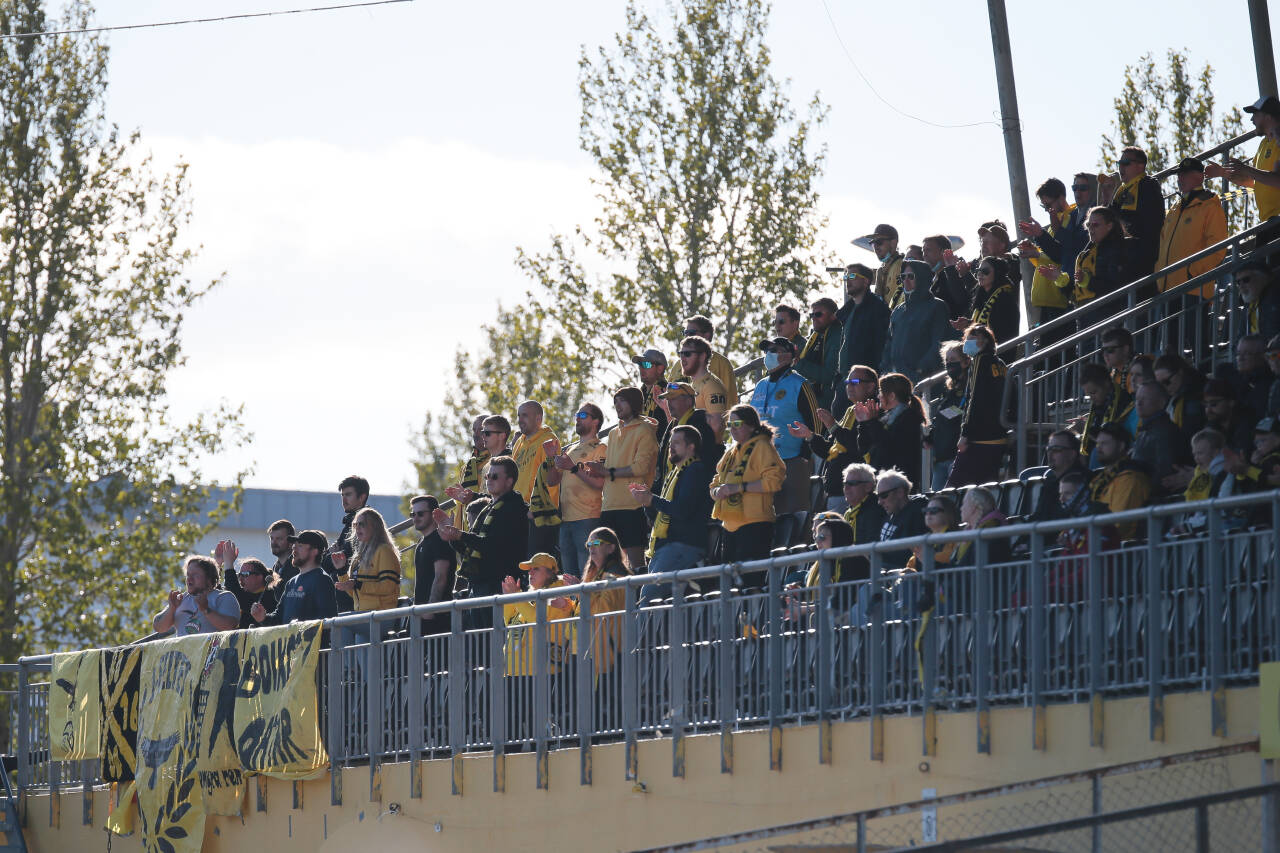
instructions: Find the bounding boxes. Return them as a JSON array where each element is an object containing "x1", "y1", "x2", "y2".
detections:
[{"x1": 154, "y1": 96, "x2": 1280, "y2": 659}]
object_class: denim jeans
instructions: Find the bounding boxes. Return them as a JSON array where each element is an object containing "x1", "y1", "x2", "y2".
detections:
[
  {"x1": 639, "y1": 541, "x2": 705, "y2": 602},
  {"x1": 558, "y1": 518, "x2": 599, "y2": 577}
]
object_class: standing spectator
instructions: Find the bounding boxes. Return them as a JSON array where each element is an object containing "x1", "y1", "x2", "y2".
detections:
[
  {"x1": 561, "y1": 530, "x2": 628, "y2": 703},
  {"x1": 1079, "y1": 362, "x2": 1137, "y2": 464},
  {"x1": 881, "y1": 259, "x2": 953, "y2": 382},
  {"x1": 874, "y1": 468, "x2": 928, "y2": 570},
  {"x1": 836, "y1": 263, "x2": 890, "y2": 382},
  {"x1": 925, "y1": 341, "x2": 967, "y2": 489},
  {"x1": 499, "y1": 553, "x2": 573, "y2": 745},
  {"x1": 632, "y1": 349, "x2": 670, "y2": 440},
  {"x1": 677, "y1": 335, "x2": 730, "y2": 435},
  {"x1": 324, "y1": 474, "x2": 370, "y2": 613},
  {"x1": 1088, "y1": 423, "x2": 1153, "y2": 540},
  {"x1": 548, "y1": 403, "x2": 609, "y2": 577},
  {"x1": 410, "y1": 495, "x2": 456, "y2": 636},
  {"x1": 1018, "y1": 238, "x2": 1071, "y2": 356},
  {"x1": 1216, "y1": 334, "x2": 1275, "y2": 418},
  {"x1": 923, "y1": 234, "x2": 969, "y2": 320},
  {"x1": 214, "y1": 540, "x2": 279, "y2": 630},
  {"x1": 773, "y1": 304, "x2": 806, "y2": 351},
  {"x1": 1154, "y1": 354, "x2": 1207, "y2": 442},
  {"x1": 1030, "y1": 429, "x2": 1090, "y2": 523},
  {"x1": 859, "y1": 223, "x2": 905, "y2": 307},
  {"x1": 751, "y1": 336, "x2": 818, "y2": 547},
  {"x1": 251, "y1": 530, "x2": 339, "y2": 627},
  {"x1": 586, "y1": 387, "x2": 659, "y2": 570},
  {"x1": 654, "y1": 381, "x2": 721, "y2": 487},
  {"x1": 1202, "y1": 379, "x2": 1258, "y2": 455},
  {"x1": 445, "y1": 415, "x2": 489, "y2": 529},
  {"x1": 1100, "y1": 326, "x2": 1136, "y2": 394},
  {"x1": 954, "y1": 256, "x2": 1019, "y2": 347},
  {"x1": 1206, "y1": 96, "x2": 1280, "y2": 234},
  {"x1": 1101, "y1": 146, "x2": 1164, "y2": 279},
  {"x1": 855, "y1": 373, "x2": 928, "y2": 491},
  {"x1": 947, "y1": 324, "x2": 1008, "y2": 488},
  {"x1": 1067, "y1": 207, "x2": 1135, "y2": 328},
  {"x1": 631, "y1": 425, "x2": 715, "y2": 586},
  {"x1": 436, "y1": 456, "x2": 529, "y2": 630},
  {"x1": 447, "y1": 415, "x2": 508, "y2": 527},
  {"x1": 1233, "y1": 261, "x2": 1280, "y2": 341},
  {"x1": 1131, "y1": 382, "x2": 1189, "y2": 492},
  {"x1": 791, "y1": 365, "x2": 879, "y2": 510},
  {"x1": 153, "y1": 555, "x2": 240, "y2": 635},
  {"x1": 682, "y1": 315, "x2": 739, "y2": 407},
  {"x1": 1020, "y1": 177, "x2": 1089, "y2": 284},
  {"x1": 266, "y1": 518, "x2": 297, "y2": 584},
  {"x1": 331, "y1": 508, "x2": 402, "y2": 642},
  {"x1": 795, "y1": 297, "x2": 843, "y2": 409},
  {"x1": 511, "y1": 400, "x2": 561, "y2": 558},
  {"x1": 1155, "y1": 157, "x2": 1228, "y2": 348},
  {"x1": 710, "y1": 404, "x2": 786, "y2": 589}
]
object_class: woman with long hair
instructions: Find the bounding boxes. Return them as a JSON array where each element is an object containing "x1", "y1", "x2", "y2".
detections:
[
  {"x1": 946, "y1": 324, "x2": 1009, "y2": 488},
  {"x1": 967, "y1": 256, "x2": 1019, "y2": 347},
  {"x1": 926, "y1": 341, "x2": 968, "y2": 490},
  {"x1": 710, "y1": 404, "x2": 786, "y2": 589},
  {"x1": 333, "y1": 507, "x2": 402, "y2": 641},
  {"x1": 1064, "y1": 206, "x2": 1135, "y2": 329},
  {"x1": 854, "y1": 372, "x2": 928, "y2": 491},
  {"x1": 563, "y1": 527, "x2": 628, "y2": 729}
]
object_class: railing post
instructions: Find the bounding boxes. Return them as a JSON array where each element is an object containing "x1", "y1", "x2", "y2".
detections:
[
  {"x1": 817, "y1": 555, "x2": 834, "y2": 765},
  {"x1": 490, "y1": 600, "x2": 506, "y2": 793},
  {"x1": 622, "y1": 581, "x2": 639, "y2": 781},
  {"x1": 576, "y1": 582, "x2": 593, "y2": 786},
  {"x1": 16, "y1": 663, "x2": 28, "y2": 796},
  {"x1": 326, "y1": 624, "x2": 344, "y2": 806},
  {"x1": 533, "y1": 594, "x2": 550, "y2": 789},
  {"x1": 365, "y1": 619, "x2": 383, "y2": 802},
  {"x1": 407, "y1": 610, "x2": 424, "y2": 799},
  {"x1": 1145, "y1": 510, "x2": 1165, "y2": 742},
  {"x1": 1017, "y1": 368, "x2": 1030, "y2": 472},
  {"x1": 1087, "y1": 517, "x2": 1105, "y2": 747},
  {"x1": 1207, "y1": 508, "x2": 1227, "y2": 737},
  {"x1": 1029, "y1": 526, "x2": 1047, "y2": 751},
  {"x1": 869, "y1": 548, "x2": 884, "y2": 761},
  {"x1": 767, "y1": 558, "x2": 784, "y2": 771},
  {"x1": 448, "y1": 606, "x2": 465, "y2": 796},
  {"x1": 670, "y1": 579, "x2": 687, "y2": 778},
  {"x1": 974, "y1": 534, "x2": 991, "y2": 754},
  {"x1": 718, "y1": 565, "x2": 735, "y2": 774},
  {"x1": 1272, "y1": 495, "x2": 1280, "y2": 663},
  {"x1": 1091, "y1": 772, "x2": 1103, "y2": 853},
  {"x1": 921, "y1": 545, "x2": 938, "y2": 758}
]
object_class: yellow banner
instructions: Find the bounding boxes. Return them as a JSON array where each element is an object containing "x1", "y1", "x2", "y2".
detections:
[
  {"x1": 232, "y1": 621, "x2": 328, "y2": 778},
  {"x1": 99, "y1": 646, "x2": 142, "y2": 783},
  {"x1": 1262, "y1": 662, "x2": 1280, "y2": 759},
  {"x1": 194, "y1": 633, "x2": 245, "y2": 816},
  {"x1": 50, "y1": 649, "x2": 102, "y2": 761},
  {"x1": 136, "y1": 635, "x2": 210, "y2": 853}
]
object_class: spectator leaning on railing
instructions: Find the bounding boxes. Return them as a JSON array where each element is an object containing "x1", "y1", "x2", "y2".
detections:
[{"x1": 153, "y1": 554, "x2": 240, "y2": 636}]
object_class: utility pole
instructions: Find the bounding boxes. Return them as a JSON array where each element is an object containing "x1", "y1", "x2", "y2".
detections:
[
  {"x1": 1249, "y1": 0, "x2": 1278, "y2": 97},
  {"x1": 985, "y1": 0, "x2": 1035, "y2": 333}
]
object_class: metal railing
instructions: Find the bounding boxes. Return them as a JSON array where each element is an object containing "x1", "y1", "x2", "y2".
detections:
[{"x1": 10, "y1": 489, "x2": 1280, "y2": 795}]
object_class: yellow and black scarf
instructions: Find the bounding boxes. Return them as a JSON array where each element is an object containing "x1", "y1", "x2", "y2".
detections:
[
  {"x1": 646, "y1": 457, "x2": 692, "y2": 559},
  {"x1": 1072, "y1": 243, "x2": 1100, "y2": 304},
  {"x1": 451, "y1": 450, "x2": 490, "y2": 528},
  {"x1": 972, "y1": 282, "x2": 1012, "y2": 326},
  {"x1": 460, "y1": 493, "x2": 507, "y2": 577},
  {"x1": 718, "y1": 434, "x2": 763, "y2": 509}
]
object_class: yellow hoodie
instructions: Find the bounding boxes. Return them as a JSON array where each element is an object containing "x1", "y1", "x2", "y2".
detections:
[
  {"x1": 503, "y1": 579, "x2": 574, "y2": 677},
  {"x1": 710, "y1": 432, "x2": 786, "y2": 532},
  {"x1": 601, "y1": 417, "x2": 659, "y2": 511}
]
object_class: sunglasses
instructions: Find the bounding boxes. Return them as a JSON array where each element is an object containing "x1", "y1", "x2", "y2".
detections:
[
  {"x1": 481, "y1": 429, "x2": 503, "y2": 436},
  {"x1": 844, "y1": 273, "x2": 863, "y2": 282},
  {"x1": 845, "y1": 378, "x2": 864, "y2": 385},
  {"x1": 486, "y1": 472, "x2": 504, "y2": 480},
  {"x1": 809, "y1": 311, "x2": 827, "y2": 318},
  {"x1": 237, "y1": 570, "x2": 267, "y2": 577},
  {"x1": 681, "y1": 329, "x2": 699, "y2": 337},
  {"x1": 843, "y1": 480, "x2": 873, "y2": 488},
  {"x1": 585, "y1": 539, "x2": 606, "y2": 547},
  {"x1": 923, "y1": 507, "x2": 943, "y2": 514},
  {"x1": 678, "y1": 350, "x2": 699, "y2": 358},
  {"x1": 637, "y1": 360, "x2": 655, "y2": 369},
  {"x1": 1118, "y1": 159, "x2": 1136, "y2": 167},
  {"x1": 575, "y1": 411, "x2": 590, "y2": 419},
  {"x1": 876, "y1": 487, "x2": 901, "y2": 499},
  {"x1": 1072, "y1": 184, "x2": 1090, "y2": 192},
  {"x1": 727, "y1": 419, "x2": 745, "y2": 428}
]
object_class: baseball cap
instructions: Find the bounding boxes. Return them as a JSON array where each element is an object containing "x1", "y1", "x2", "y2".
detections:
[
  {"x1": 518, "y1": 552, "x2": 559, "y2": 573},
  {"x1": 1245, "y1": 96, "x2": 1280, "y2": 119},
  {"x1": 978, "y1": 220, "x2": 1010, "y2": 239},
  {"x1": 858, "y1": 223, "x2": 898, "y2": 242},
  {"x1": 658, "y1": 381, "x2": 695, "y2": 400},
  {"x1": 1174, "y1": 156, "x2": 1205, "y2": 174},
  {"x1": 630, "y1": 348, "x2": 668, "y2": 367},
  {"x1": 758, "y1": 336, "x2": 798, "y2": 353},
  {"x1": 288, "y1": 529, "x2": 329, "y2": 551}
]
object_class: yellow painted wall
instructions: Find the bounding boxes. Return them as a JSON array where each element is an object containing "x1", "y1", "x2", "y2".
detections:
[{"x1": 20, "y1": 687, "x2": 1267, "y2": 852}]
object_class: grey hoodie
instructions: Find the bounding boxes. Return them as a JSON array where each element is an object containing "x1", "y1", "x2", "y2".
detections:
[{"x1": 880, "y1": 260, "x2": 956, "y2": 381}]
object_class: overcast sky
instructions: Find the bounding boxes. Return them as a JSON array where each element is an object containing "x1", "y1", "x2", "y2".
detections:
[{"x1": 100, "y1": 0, "x2": 1274, "y2": 495}]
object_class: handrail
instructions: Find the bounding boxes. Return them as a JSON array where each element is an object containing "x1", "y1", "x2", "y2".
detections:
[
  {"x1": 17, "y1": 486, "x2": 1278, "y2": 660},
  {"x1": 1151, "y1": 128, "x2": 1261, "y2": 181}
]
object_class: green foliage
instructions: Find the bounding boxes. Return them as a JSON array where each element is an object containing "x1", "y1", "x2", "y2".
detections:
[
  {"x1": 415, "y1": 0, "x2": 827, "y2": 470},
  {"x1": 0, "y1": 1, "x2": 247, "y2": 658},
  {"x1": 1100, "y1": 48, "x2": 1254, "y2": 232}
]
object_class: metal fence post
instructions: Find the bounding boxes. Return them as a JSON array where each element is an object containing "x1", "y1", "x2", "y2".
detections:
[
  {"x1": 974, "y1": 535, "x2": 991, "y2": 755},
  {"x1": 1088, "y1": 518, "x2": 1105, "y2": 748},
  {"x1": 533, "y1": 594, "x2": 550, "y2": 789},
  {"x1": 622, "y1": 582, "x2": 639, "y2": 781},
  {"x1": 407, "y1": 611, "x2": 424, "y2": 799},
  {"x1": 365, "y1": 620, "x2": 383, "y2": 802},
  {"x1": 326, "y1": 627, "x2": 343, "y2": 806},
  {"x1": 490, "y1": 601, "x2": 506, "y2": 793},
  {"x1": 817, "y1": 556, "x2": 834, "y2": 765},
  {"x1": 576, "y1": 583, "x2": 593, "y2": 786},
  {"x1": 448, "y1": 606, "x2": 465, "y2": 796},
  {"x1": 670, "y1": 580, "x2": 687, "y2": 778},
  {"x1": 718, "y1": 565, "x2": 735, "y2": 774},
  {"x1": 1272, "y1": 495, "x2": 1280, "y2": 664},
  {"x1": 1029, "y1": 529, "x2": 1047, "y2": 751},
  {"x1": 869, "y1": 548, "x2": 884, "y2": 761},
  {"x1": 1145, "y1": 511, "x2": 1165, "y2": 742},
  {"x1": 767, "y1": 559, "x2": 784, "y2": 771},
  {"x1": 921, "y1": 546, "x2": 938, "y2": 758},
  {"x1": 1207, "y1": 509, "x2": 1227, "y2": 737},
  {"x1": 16, "y1": 663, "x2": 28, "y2": 796},
  {"x1": 1091, "y1": 773, "x2": 1102, "y2": 853}
]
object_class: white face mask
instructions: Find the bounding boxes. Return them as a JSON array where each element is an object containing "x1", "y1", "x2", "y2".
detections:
[{"x1": 763, "y1": 351, "x2": 781, "y2": 372}]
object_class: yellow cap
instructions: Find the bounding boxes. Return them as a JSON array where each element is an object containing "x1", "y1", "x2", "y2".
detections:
[{"x1": 517, "y1": 552, "x2": 559, "y2": 573}]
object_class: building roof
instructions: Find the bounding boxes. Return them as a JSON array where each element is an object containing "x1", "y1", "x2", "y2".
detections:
[{"x1": 201, "y1": 487, "x2": 407, "y2": 533}]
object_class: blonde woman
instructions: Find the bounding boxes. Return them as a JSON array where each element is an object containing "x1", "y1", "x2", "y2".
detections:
[{"x1": 332, "y1": 507, "x2": 401, "y2": 642}]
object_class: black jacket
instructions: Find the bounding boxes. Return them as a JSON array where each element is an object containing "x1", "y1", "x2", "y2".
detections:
[
  {"x1": 969, "y1": 282, "x2": 1019, "y2": 347},
  {"x1": 931, "y1": 266, "x2": 971, "y2": 320},
  {"x1": 809, "y1": 419, "x2": 864, "y2": 497},
  {"x1": 260, "y1": 567, "x2": 338, "y2": 626},
  {"x1": 1030, "y1": 462, "x2": 1091, "y2": 523},
  {"x1": 836, "y1": 293, "x2": 890, "y2": 376},
  {"x1": 649, "y1": 457, "x2": 715, "y2": 552},
  {"x1": 1110, "y1": 174, "x2": 1164, "y2": 276},
  {"x1": 857, "y1": 403, "x2": 926, "y2": 493},
  {"x1": 223, "y1": 566, "x2": 280, "y2": 630},
  {"x1": 1072, "y1": 233, "x2": 1136, "y2": 305},
  {"x1": 1034, "y1": 205, "x2": 1089, "y2": 280},
  {"x1": 1132, "y1": 411, "x2": 1190, "y2": 492},
  {"x1": 322, "y1": 508, "x2": 357, "y2": 612},
  {"x1": 453, "y1": 491, "x2": 529, "y2": 598},
  {"x1": 655, "y1": 408, "x2": 721, "y2": 487},
  {"x1": 1214, "y1": 365, "x2": 1274, "y2": 426},
  {"x1": 877, "y1": 495, "x2": 928, "y2": 569},
  {"x1": 926, "y1": 379, "x2": 966, "y2": 464},
  {"x1": 960, "y1": 351, "x2": 1008, "y2": 442},
  {"x1": 1249, "y1": 280, "x2": 1280, "y2": 342}
]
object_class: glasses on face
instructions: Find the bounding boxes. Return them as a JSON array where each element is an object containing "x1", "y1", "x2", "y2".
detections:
[
  {"x1": 486, "y1": 472, "x2": 504, "y2": 480},
  {"x1": 845, "y1": 378, "x2": 863, "y2": 386},
  {"x1": 1072, "y1": 184, "x2": 1090, "y2": 192},
  {"x1": 481, "y1": 429, "x2": 501, "y2": 437},
  {"x1": 575, "y1": 411, "x2": 590, "y2": 420},
  {"x1": 1100, "y1": 345, "x2": 1121, "y2": 354},
  {"x1": 876, "y1": 487, "x2": 901, "y2": 499},
  {"x1": 637, "y1": 360, "x2": 655, "y2": 369},
  {"x1": 682, "y1": 329, "x2": 699, "y2": 337},
  {"x1": 727, "y1": 419, "x2": 745, "y2": 428},
  {"x1": 1039, "y1": 201, "x2": 1054, "y2": 212},
  {"x1": 814, "y1": 531, "x2": 831, "y2": 542},
  {"x1": 809, "y1": 311, "x2": 827, "y2": 319},
  {"x1": 844, "y1": 273, "x2": 862, "y2": 282},
  {"x1": 1118, "y1": 158, "x2": 1135, "y2": 167},
  {"x1": 678, "y1": 350, "x2": 698, "y2": 358},
  {"x1": 843, "y1": 480, "x2": 873, "y2": 488},
  {"x1": 585, "y1": 539, "x2": 605, "y2": 547}
]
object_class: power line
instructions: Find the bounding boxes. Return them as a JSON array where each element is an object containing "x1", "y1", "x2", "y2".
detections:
[
  {"x1": 817, "y1": 0, "x2": 1003, "y2": 131},
  {"x1": 0, "y1": 0, "x2": 413, "y2": 40}
]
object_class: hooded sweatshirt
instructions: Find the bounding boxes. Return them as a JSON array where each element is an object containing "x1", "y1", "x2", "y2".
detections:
[{"x1": 881, "y1": 260, "x2": 956, "y2": 381}]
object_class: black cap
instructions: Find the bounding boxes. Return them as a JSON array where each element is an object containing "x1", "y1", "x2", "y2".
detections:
[
  {"x1": 758, "y1": 336, "x2": 798, "y2": 353},
  {"x1": 859, "y1": 223, "x2": 898, "y2": 241},
  {"x1": 288, "y1": 529, "x2": 329, "y2": 552},
  {"x1": 1245, "y1": 96, "x2": 1280, "y2": 119},
  {"x1": 1174, "y1": 156, "x2": 1205, "y2": 174}
]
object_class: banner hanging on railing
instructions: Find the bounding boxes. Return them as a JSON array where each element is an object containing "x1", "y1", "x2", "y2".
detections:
[
  {"x1": 99, "y1": 645, "x2": 142, "y2": 783},
  {"x1": 49, "y1": 649, "x2": 102, "y2": 761},
  {"x1": 195, "y1": 635, "x2": 245, "y2": 816}
]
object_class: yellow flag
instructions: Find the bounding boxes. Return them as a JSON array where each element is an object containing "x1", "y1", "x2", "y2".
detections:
[
  {"x1": 232, "y1": 621, "x2": 328, "y2": 778},
  {"x1": 193, "y1": 633, "x2": 245, "y2": 817},
  {"x1": 49, "y1": 650, "x2": 102, "y2": 761}
]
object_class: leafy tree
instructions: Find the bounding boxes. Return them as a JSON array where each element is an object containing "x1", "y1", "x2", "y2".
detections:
[
  {"x1": 1099, "y1": 49, "x2": 1253, "y2": 232},
  {"x1": 0, "y1": 1, "x2": 246, "y2": 660},
  {"x1": 416, "y1": 0, "x2": 827, "y2": 470}
]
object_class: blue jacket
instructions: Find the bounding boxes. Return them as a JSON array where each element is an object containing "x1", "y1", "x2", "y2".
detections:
[
  {"x1": 749, "y1": 368, "x2": 817, "y2": 460},
  {"x1": 881, "y1": 277, "x2": 955, "y2": 382}
]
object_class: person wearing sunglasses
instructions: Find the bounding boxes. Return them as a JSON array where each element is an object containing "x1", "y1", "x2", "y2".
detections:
[
  {"x1": 872, "y1": 468, "x2": 927, "y2": 570},
  {"x1": 1068, "y1": 206, "x2": 1134, "y2": 332},
  {"x1": 213, "y1": 539, "x2": 279, "y2": 630},
  {"x1": 631, "y1": 426, "x2": 714, "y2": 597},
  {"x1": 1153, "y1": 157, "x2": 1227, "y2": 349},
  {"x1": 630, "y1": 348, "x2": 670, "y2": 438},
  {"x1": 854, "y1": 222, "x2": 903, "y2": 307},
  {"x1": 1029, "y1": 429, "x2": 1089, "y2": 524},
  {"x1": 511, "y1": 400, "x2": 564, "y2": 559},
  {"x1": 547, "y1": 403, "x2": 608, "y2": 576},
  {"x1": 835, "y1": 262, "x2": 889, "y2": 383},
  {"x1": 791, "y1": 366, "x2": 879, "y2": 510},
  {"x1": 794, "y1": 297, "x2": 844, "y2": 409},
  {"x1": 920, "y1": 234, "x2": 968, "y2": 322},
  {"x1": 773, "y1": 303, "x2": 805, "y2": 351},
  {"x1": 443, "y1": 414, "x2": 491, "y2": 530},
  {"x1": 880, "y1": 259, "x2": 952, "y2": 383},
  {"x1": 653, "y1": 381, "x2": 722, "y2": 488},
  {"x1": 1018, "y1": 177, "x2": 1088, "y2": 294},
  {"x1": 1101, "y1": 145, "x2": 1163, "y2": 280},
  {"x1": 953, "y1": 255, "x2": 1018, "y2": 349},
  {"x1": 446, "y1": 414, "x2": 512, "y2": 527},
  {"x1": 681, "y1": 314, "x2": 739, "y2": 408},
  {"x1": 1233, "y1": 260, "x2": 1280, "y2": 343},
  {"x1": 409, "y1": 494, "x2": 457, "y2": 636},
  {"x1": 945, "y1": 324, "x2": 1008, "y2": 488},
  {"x1": 709, "y1": 404, "x2": 786, "y2": 589},
  {"x1": 562, "y1": 529, "x2": 629, "y2": 696}
]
